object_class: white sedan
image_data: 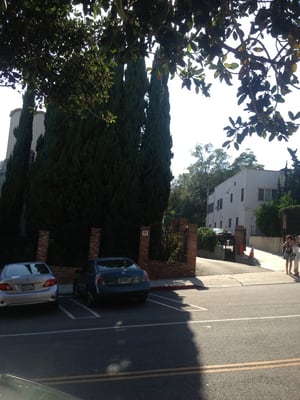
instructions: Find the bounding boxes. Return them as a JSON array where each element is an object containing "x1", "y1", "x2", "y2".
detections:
[{"x1": 0, "y1": 262, "x2": 59, "y2": 308}]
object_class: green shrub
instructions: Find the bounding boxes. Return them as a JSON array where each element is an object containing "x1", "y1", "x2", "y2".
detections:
[{"x1": 198, "y1": 227, "x2": 217, "y2": 252}]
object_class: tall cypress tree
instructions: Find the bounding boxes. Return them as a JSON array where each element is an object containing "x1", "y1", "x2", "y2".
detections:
[
  {"x1": 0, "y1": 88, "x2": 35, "y2": 261},
  {"x1": 25, "y1": 105, "x2": 81, "y2": 263},
  {"x1": 286, "y1": 148, "x2": 300, "y2": 204},
  {"x1": 26, "y1": 56, "x2": 171, "y2": 263},
  {"x1": 100, "y1": 58, "x2": 149, "y2": 258},
  {"x1": 114, "y1": 58, "x2": 148, "y2": 224},
  {"x1": 139, "y1": 56, "x2": 173, "y2": 226},
  {"x1": 90, "y1": 62, "x2": 135, "y2": 256},
  {"x1": 26, "y1": 105, "x2": 71, "y2": 234}
]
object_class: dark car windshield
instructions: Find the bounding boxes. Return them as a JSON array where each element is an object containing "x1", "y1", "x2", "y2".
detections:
[
  {"x1": 96, "y1": 259, "x2": 136, "y2": 269},
  {"x1": 3, "y1": 263, "x2": 50, "y2": 278}
]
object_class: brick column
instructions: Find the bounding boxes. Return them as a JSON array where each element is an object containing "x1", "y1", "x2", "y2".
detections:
[
  {"x1": 36, "y1": 230, "x2": 49, "y2": 262},
  {"x1": 88, "y1": 227, "x2": 101, "y2": 260},
  {"x1": 187, "y1": 224, "x2": 198, "y2": 275},
  {"x1": 178, "y1": 218, "x2": 188, "y2": 233},
  {"x1": 235, "y1": 225, "x2": 246, "y2": 254},
  {"x1": 138, "y1": 226, "x2": 150, "y2": 269}
]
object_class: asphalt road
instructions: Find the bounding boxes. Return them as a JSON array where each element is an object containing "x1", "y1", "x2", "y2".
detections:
[{"x1": 0, "y1": 283, "x2": 299, "y2": 400}]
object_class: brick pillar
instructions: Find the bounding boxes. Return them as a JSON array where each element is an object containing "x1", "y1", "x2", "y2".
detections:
[
  {"x1": 178, "y1": 218, "x2": 188, "y2": 233},
  {"x1": 187, "y1": 224, "x2": 198, "y2": 275},
  {"x1": 36, "y1": 230, "x2": 49, "y2": 262},
  {"x1": 88, "y1": 227, "x2": 101, "y2": 260},
  {"x1": 138, "y1": 226, "x2": 150, "y2": 269},
  {"x1": 235, "y1": 225, "x2": 245, "y2": 254}
]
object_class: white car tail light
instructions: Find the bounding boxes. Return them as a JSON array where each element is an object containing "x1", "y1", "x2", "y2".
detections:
[{"x1": 43, "y1": 278, "x2": 57, "y2": 287}]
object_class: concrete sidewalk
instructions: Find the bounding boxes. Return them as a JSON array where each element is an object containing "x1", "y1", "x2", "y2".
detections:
[
  {"x1": 58, "y1": 247, "x2": 299, "y2": 294},
  {"x1": 149, "y1": 247, "x2": 299, "y2": 290},
  {"x1": 150, "y1": 270, "x2": 299, "y2": 290},
  {"x1": 58, "y1": 270, "x2": 299, "y2": 295}
]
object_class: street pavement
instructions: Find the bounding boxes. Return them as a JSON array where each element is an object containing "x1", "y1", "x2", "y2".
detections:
[{"x1": 58, "y1": 246, "x2": 299, "y2": 294}]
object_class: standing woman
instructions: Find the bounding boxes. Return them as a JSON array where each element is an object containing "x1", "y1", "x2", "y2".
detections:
[
  {"x1": 292, "y1": 235, "x2": 300, "y2": 277},
  {"x1": 283, "y1": 235, "x2": 296, "y2": 274}
]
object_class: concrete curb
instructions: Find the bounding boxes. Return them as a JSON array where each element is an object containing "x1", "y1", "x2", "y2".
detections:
[
  {"x1": 58, "y1": 271, "x2": 299, "y2": 295},
  {"x1": 150, "y1": 284, "x2": 205, "y2": 291}
]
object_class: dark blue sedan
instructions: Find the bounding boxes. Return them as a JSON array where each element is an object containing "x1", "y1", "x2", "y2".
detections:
[{"x1": 73, "y1": 257, "x2": 150, "y2": 306}]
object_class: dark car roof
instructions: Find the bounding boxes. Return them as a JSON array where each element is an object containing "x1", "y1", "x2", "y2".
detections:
[
  {"x1": 92, "y1": 257, "x2": 139, "y2": 269},
  {"x1": 93, "y1": 257, "x2": 134, "y2": 261}
]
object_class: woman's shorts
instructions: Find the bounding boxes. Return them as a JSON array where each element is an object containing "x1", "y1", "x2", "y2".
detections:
[{"x1": 283, "y1": 253, "x2": 296, "y2": 260}]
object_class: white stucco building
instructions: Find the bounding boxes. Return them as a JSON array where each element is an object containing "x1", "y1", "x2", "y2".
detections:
[
  {"x1": 0, "y1": 108, "x2": 45, "y2": 192},
  {"x1": 5, "y1": 108, "x2": 45, "y2": 159},
  {"x1": 206, "y1": 168, "x2": 285, "y2": 242}
]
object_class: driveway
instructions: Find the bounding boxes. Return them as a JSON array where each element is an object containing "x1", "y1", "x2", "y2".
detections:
[
  {"x1": 196, "y1": 257, "x2": 265, "y2": 276},
  {"x1": 196, "y1": 247, "x2": 284, "y2": 276}
]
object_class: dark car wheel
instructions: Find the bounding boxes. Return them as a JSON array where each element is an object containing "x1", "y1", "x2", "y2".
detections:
[
  {"x1": 87, "y1": 289, "x2": 96, "y2": 307},
  {"x1": 48, "y1": 300, "x2": 59, "y2": 310},
  {"x1": 138, "y1": 293, "x2": 148, "y2": 303},
  {"x1": 73, "y1": 281, "x2": 80, "y2": 298}
]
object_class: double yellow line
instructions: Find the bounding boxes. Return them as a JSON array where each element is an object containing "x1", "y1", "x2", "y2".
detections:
[{"x1": 36, "y1": 358, "x2": 300, "y2": 385}]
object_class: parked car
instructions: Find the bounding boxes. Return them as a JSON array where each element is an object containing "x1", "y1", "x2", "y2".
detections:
[
  {"x1": 73, "y1": 257, "x2": 150, "y2": 306},
  {"x1": 0, "y1": 374, "x2": 80, "y2": 399},
  {"x1": 0, "y1": 262, "x2": 59, "y2": 308},
  {"x1": 213, "y1": 228, "x2": 235, "y2": 246}
]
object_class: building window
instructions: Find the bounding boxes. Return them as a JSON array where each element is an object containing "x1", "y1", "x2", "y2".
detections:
[
  {"x1": 230, "y1": 193, "x2": 233, "y2": 203},
  {"x1": 236, "y1": 217, "x2": 239, "y2": 226},
  {"x1": 228, "y1": 218, "x2": 232, "y2": 228},
  {"x1": 207, "y1": 202, "x2": 214, "y2": 214},
  {"x1": 265, "y1": 189, "x2": 272, "y2": 201},
  {"x1": 258, "y1": 188, "x2": 278, "y2": 202},
  {"x1": 241, "y1": 188, "x2": 244, "y2": 202},
  {"x1": 258, "y1": 188, "x2": 264, "y2": 201},
  {"x1": 217, "y1": 198, "x2": 223, "y2": 210}
]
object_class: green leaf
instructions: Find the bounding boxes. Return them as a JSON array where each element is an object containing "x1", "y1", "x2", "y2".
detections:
[
  {"x1": 224, "y1": 62, "x2": 239, "y2": 70},
  {"x1": 222, "y1": 140, "x2": 231, "y2": 148},
  {"x1": 238, "y1": 93, "x2": 247, "y2": 105},
  {"x1": 229, "y1": 116, "x2": 235, "y2": 126},
  {"x1": 294, "y1": 111, "x2": 300, "y2": 120}
]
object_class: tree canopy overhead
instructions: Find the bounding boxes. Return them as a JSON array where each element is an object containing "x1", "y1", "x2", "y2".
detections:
[
  {"x1": 0, "y1": 0, "x2": 116, "y2": 116},
  {"x1": 1, "y1": 1, "x2": 299, "y2": 143}
]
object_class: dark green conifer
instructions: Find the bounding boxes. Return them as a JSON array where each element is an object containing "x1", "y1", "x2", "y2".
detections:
[
  {"x1": 26, "y1": 56, "x2": 172, "y2": 263},
  {"x1": 0, "y1": 88, "x2": 35, "y2": 260},
  {"x1": 139, "y1": 56, "x2": 173, "y2": 226}
]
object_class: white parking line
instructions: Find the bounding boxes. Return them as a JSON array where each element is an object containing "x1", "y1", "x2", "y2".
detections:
[
  {"x1": 69, "y1": 299, "x2": 101, "y2": 318},
  {"x1": 1, "y1": 314, "x2": 300, "y2": 338},
  {"x1": 150, "y1": 293, "x2": 207, "y2": 311},
  {"x1": 148, "y1": 299, "x2": 183, "y2": 311},
  {"x1": 58, "y1": 305, "x2": 76, "y2": 319},
  {"x1": 58, "y1": 299, "x2": 101, "y2": 319}
]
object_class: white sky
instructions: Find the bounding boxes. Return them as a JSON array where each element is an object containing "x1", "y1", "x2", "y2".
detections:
[
  {"x1": 168, "y1": 76, "x2": 300, "y2": 177},
  {"x1": 0, "y1": 77, "x2": 299, "y2": 177}
]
